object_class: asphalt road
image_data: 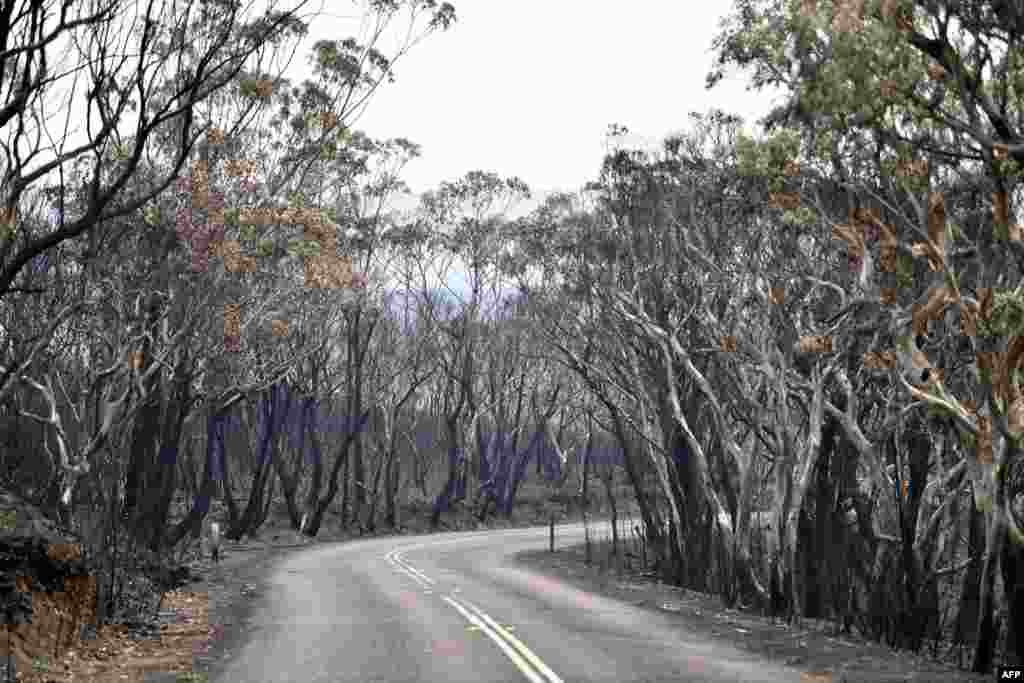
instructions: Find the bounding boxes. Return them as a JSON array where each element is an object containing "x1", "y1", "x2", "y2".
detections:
[{"x1": 210, "y1": 522, "x2": 799, "y2": 682}]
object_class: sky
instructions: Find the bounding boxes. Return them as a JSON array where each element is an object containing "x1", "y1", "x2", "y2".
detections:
[{"x1": 288, "y1": 0, "x2": 786, "y2": 204}]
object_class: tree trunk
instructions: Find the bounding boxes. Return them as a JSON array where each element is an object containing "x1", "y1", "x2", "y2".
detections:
[
  {"x1": 272, "y1": 448, "x2": 302, "y2": 529},
  {"x1": 1002, "y1": 505, "x2": 1024, "y2": 665},
  {"x1": 954, "y1": 502, "x2": 985, "y2": 659},
  {"x1": 385, "y1": 450, "x2": 397, "y2": 528},
  {"x1": 305, "y1": 410, "x2": 368, "y2": 536},
  {"x1": 365, "y1": 450, "x2": 387, "y2": 532},
  {"x1": 602, "y1": 467, "x2": 618, "y2": 558},
  {"x1": 302, "y1": 404, "x2": 324, "y2": 535},
  {"x1": 973, "y1": 459, "x2": 1009, "y2": 673}
]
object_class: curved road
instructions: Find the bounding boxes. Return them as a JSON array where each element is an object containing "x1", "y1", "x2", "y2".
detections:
[{"x1": 210, "y1": 522, "x2": 798, "y2": 682}]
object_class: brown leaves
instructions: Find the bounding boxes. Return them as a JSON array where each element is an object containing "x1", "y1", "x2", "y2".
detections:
[
  {"x1": 768, "y1": 286, "x2": 785, "y2": 305},
  {"x1": 879, "y1": 0, "x2": 898, "y2": 20},
  {"x1": 797, "y1": 335, "x2": 832, "y2": 353},
  {"x1": 207, "y1": 127, "x2": 225, "y2": 145},
  {"x1": 960, "y1": 300, "x2": 979, "y2": 336},
  {"x1": 990, "y1": 189, "x2": 1023, "y2": 242},
  {"x1": 879, "y1": 78, "x2": 898, "y2": 100},
  {"x1": 720, "y1": 335, "x2": 737, "y2": 352},
  {"x1": 46, "y1": 543, "x2": 82, "y2": 562},
  {"x1": 832, "y1": 222, "x2": 865, "y2": 259},
  {"x1": 992, "y1": 190, "x2": 1009, "y2": 227},
  {"x1": 1006, "y1": 335, "x2": 1024, "y2": 403},
  {"x1": 862, "y1": 350, "x2": 896, "y2": 370},
  {"x1": 798, "y1": 0, "x2": 817, "y2": 20},
  {"x1": 223, "y1": 158, "x2": 256, "y2": 177},
  {"x1": 1009, "y1": 397, "x2": 1024, "y2": 437},
  {"x1": 223, "y1": 303, "x2": 241, "y2": 338},
  {"x1": 832, "y1": 0, "x2": 864, "y2": 33},
  {"x1": 878, "y1": 220, "x2": 899, "y2": 272},
  {"x1": 768, "y1": 192, "x2": 800, "y2": 210},
  {"x1": 910, "y1": 192, "x2": 946, "y2": 271},
  {"x1": 220, "y1": 240, "x2": 256, "y2": 273},
  {"x1": 894, "y1": 157, "x2": 928, "y2": 179},
  {"x1": 254, "y1": 79, "x2": 274, "y2": 98},
  {"x1": 977, "y1": 415, "x2": 993, "y2": 464},
  {"x1": 927, "y1": 61, "x2": 946, "y2": 81},
  {"x1": 960, "y1": 288, "x2": 994, "y2": 336},
  {"x1": 270, "y1": 319, "x2": 289, "y2": 338},
  {"x1": 912, "y1": 285, "x2": 957, "y2": 336},
  {"x1": 304, "y1": 253, "x2": 355, "y2": 289},
  {"x1": 190, "y1": 160, "x2": 208, "y2": 210},
  {"x1": 801, "y1": 672, "x2": 833, "y2": 683}
]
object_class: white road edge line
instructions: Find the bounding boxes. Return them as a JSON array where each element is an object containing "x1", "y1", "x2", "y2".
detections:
[
  {"x1": 386, "y1": 550, "x2": 432, "y2": 588},
  {"x1": 395, "y1": 551, "x2": 435, "y2": 585},
  {"x1": 443, "y1": 596, "x2": 550, "y2": 683},
  {"x1": 459, "y1": 597, "x2": 564, "y2": 683}
]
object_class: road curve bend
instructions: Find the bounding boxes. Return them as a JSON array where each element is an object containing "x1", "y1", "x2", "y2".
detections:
[{"x1": 211, "y1": 522, "x2": 798, "y2": 682}]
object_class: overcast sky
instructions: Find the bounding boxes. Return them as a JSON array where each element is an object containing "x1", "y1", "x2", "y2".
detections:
[{"x1": 289, "y1": 0, "x2": 785, "y2": 203}]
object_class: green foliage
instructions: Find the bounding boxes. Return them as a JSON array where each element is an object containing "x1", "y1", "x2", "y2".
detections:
[
  {"x1": 143, "y1": 205, "x2": 161, "y2": 227},
  {"x1": 255, "y1": 239, "x2": 274, "y2": 257},
  {"x1": 176, "y1": 673, "x2": 208, "y2": 683},
  {"x1": 320, "y1": 140, "x2": 337, "y2": 161},
  {"x1": 978, "y1": 290, "x2": 1024, "y2": 338},
  {"x1": 781, "y1": 206, "x2": 815, "y2": 227},
  {"x1": 976, "y1": 493, "x2": 993, "y2": 514},
  {"x1": 286, "y1": 237, "x2": 320, "y2": 258},
  {"x1": 895, "y1": 254, "x2": 914, "y2": 289},
  {"x1": 959, "y1": 430, "x2": 975, "y2": 453}
]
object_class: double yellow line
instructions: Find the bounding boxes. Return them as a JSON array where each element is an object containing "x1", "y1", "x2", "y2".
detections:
[{"x1": 442, "y1": 595, "x2": 564, "y2": 683}]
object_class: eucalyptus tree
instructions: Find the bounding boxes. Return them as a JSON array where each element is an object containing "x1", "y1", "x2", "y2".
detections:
[
  {"x1": 0, "y1": 0, "x2": 313, "y2": 405},
  {"x1": 711, "y1": 0, "x2": 1024, "y2": 668},
  {"x1": 411, "y1": 171, "x2": 530, "y2": 526}
]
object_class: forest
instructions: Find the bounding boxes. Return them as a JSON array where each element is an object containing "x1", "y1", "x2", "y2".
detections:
[{"x1": 1, "y1": 0, "x2": 1024, "y2": 679}]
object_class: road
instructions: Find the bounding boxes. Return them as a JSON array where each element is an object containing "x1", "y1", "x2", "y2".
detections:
[{"x1": 210, "y1": 522, "x2": 799, "y2": 682}]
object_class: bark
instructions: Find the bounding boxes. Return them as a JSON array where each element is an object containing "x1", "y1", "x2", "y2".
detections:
[
  {"x1": 973, "y1": 453, "x2": 1010, "y2": 673},
  {"x1": 954, "y1": 502, "x2": 985, "y2": 654},
  {"x1": 783, "y1": 364, "x2": 829, "y2": 626},
  {"x1": 272, "y1": 450, "x2": 302, "y2": 530},
  {"x1": 304, "y1": 410, "x2": 369, "y2": 536},
  {"x1": 351, "y1": 324, "x2": 367, "y2": 528},
  {"x1": 303, "y1": 404, "x2": 324, "y2": 535},
  {"x1": 607, "y1": 403, "x2": 662, "y2": 562},
  {"x1": 1002, "y1": 492, "x2": 1024, "y2": 665},
  {"x1": 734, "y1": 422, "x2": 767, "y2": 608},
  {"x1": 616, "y1": 295, "x2": 768, "y2": 603},
  {"x1": 601, "y1": 464, "x2": 618, "y2": 557},
  {"x1": 165, "y1": 412, "x2": 222, "y2": 548}
]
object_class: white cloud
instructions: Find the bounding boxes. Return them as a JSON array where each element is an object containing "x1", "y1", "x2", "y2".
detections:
[{"x1": 293, "y1": 1, "x2": 784, "y2": 197}]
